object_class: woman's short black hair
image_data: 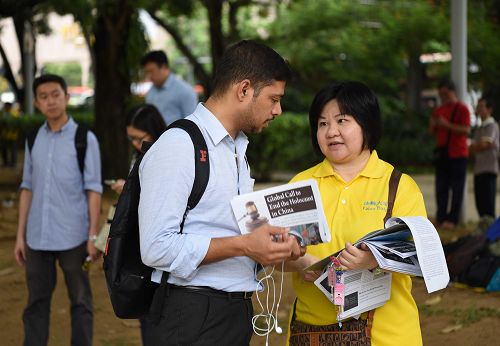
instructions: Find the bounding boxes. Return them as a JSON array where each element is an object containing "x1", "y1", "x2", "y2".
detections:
[
  {"x1": 126, "y1": 104, "x2": 167, "y2": 142},
  {"x1": 309, "y1": 81, "x2": 382, "y2": 156}
]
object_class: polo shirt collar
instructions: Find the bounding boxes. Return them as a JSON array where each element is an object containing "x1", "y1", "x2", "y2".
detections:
[
  {"x1": 313, "y1": 150, "x2": 385, "y2": 179},
  {"x1": 160, "y1": 73, "x2": 175, "y2": 90},
  {"x1": 192, "y1": 103, "x2": 248, "y2": 146},
  {"x1": 42, "y1": 116, "x2": 75, "y2": 133}
]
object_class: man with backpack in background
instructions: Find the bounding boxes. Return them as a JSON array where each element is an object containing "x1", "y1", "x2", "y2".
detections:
[
  {"x1": 14, "y1": 74, "x2": 102, "y2": 346},
  {"x1": 138, "y1": 40, "x2": 304, "y2": 345}
]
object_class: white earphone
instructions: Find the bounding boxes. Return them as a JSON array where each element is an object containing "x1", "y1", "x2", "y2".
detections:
[{"x1": 274, "y1": 320, "x2": 282, "y2": 334}]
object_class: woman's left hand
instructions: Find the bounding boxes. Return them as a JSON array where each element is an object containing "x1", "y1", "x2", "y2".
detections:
[
  {"x1": 338, "y1": 242, "x2": 378, "y2": 270},
  {"x1": 111, "y1": 179, "x2": 126, "y2": 194}
]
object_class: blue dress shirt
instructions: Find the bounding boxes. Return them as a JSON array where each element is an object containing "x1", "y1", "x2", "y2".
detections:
[
  {"x1": 145, "y1": 73, "x2": 198, "y2": 125},
  {"x1": 20, "y1": 117, "x2": 102, "y2": 251},
  {"x1": 138, "y1": 103, "x2": 259, "y2": 292}
]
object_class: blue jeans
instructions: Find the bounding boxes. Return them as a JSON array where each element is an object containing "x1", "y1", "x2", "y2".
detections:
[{"x1": 23, "y1": 242, "x2": 93, "y2": 346}]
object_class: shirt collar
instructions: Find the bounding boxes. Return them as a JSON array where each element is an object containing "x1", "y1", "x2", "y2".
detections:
[
  {"x1": 192, "y1": 103, "x2": 248, "y2": 146},
  {"x1": 313, "y1": 150, "x2": 385, "y2": 179},
  {"x1": 42, "y1": 116, "x2": 75, "y2": 133},
  {"x1": 160, "y1": 73, "x2": 175, "y2": 90},
  {"x1": 481, "y1": 117, "x2": 495, "y2": 127}
]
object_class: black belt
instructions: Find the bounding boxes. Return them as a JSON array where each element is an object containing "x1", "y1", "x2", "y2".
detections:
[{"x1": 169, "y1": 284, "x2": 253, "y2": 300}]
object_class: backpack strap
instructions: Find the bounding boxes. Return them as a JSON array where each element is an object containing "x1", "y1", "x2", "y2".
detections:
[
  {"x1": 74, "y1": 124, "x2": 88, "y2": 175},
  {"x1": 383, "y1": 168, "x2": 402, "y2": 224},
  {"x1": 167, "y1": 119, "x2": 210, "y2": 232},
  {"x1": 26, "y1": 124, "x2": 88, "y2": 175},
  {"x1": 26, "y1": 128, "x2": 40, "y2": 154}
]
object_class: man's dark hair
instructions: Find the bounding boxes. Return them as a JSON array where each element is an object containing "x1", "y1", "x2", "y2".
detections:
[
  {"x1": 210, "y1": 40, "x2": 291, "y2": 98},
  {"x1": 479, "y1": 96, "x2": 493, "y2": 109},
  {"x1": 438, "y1": 78, "x2": 456, "y2": 91},
  {"x1": 141, "y1": 50, "x2": 169, "y2": 67},
  {"x1": 309, "y1": 81, "x2": 382, "y2": 155},
  {"x1": 33, "y1": 74, "x2": 68, "y2": 96}
]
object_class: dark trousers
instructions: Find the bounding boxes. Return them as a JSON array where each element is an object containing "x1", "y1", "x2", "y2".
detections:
[
  {"x1": 147, "y1": 286, "x2": 254, "y2": 346},
  {"x1": 0, "y1": 139, "x2": 17, "y2": 167},
  {"x1": 435, "y1": 157, "x2": 468, "y2": 224},
  {"x1": 23, "y1": 243, "x2": 93, "y2": 346},
  {"x1": 474, "y1": 173, "x2": 497, "y2": 218}
]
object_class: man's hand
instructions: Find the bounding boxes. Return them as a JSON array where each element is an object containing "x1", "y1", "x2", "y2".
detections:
[
  {"x1": 14, "y1": 236, "x2": 26, "y2": 266},
  {"x1": 86, "y1": 240, "x2": 100, "y2": 262},
  {"x1": 338, "y1": 242, "x2": 378, "y2": 270},
  {"x1": 435, "y1": 116, "x2": 450, "y2": 129},
  {"x1": 243, "y1": 224, "x2": 302, "y2": 265}
]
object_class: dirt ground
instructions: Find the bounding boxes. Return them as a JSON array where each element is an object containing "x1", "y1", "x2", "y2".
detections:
[{"x1": 0, "y1": 183, "x2": 499, "y2": 345}]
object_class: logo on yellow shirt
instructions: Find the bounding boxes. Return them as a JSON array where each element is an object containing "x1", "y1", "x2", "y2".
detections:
[{"x1": 362, "y1": 200, "x2": 388, "y2": 211}]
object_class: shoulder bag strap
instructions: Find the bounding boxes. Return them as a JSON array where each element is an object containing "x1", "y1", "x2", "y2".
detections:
[
  {"x1": 444, "y1": 104, "x2": 460, "y2": 149},
  {"x1": 383, "y1": 168, "x2": 402, "y2": 228}
]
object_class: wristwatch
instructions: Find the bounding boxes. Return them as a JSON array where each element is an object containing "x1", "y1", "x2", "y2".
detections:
[{"x1": 89, "y1": 234, "x2": 97, "y2": 243}]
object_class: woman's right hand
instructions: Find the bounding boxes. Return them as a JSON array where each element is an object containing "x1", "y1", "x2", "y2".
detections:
[{"x1": 111, "y1": 179, "x2": 126, "y2": 194}]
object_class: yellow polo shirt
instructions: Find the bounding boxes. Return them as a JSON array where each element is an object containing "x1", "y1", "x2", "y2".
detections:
[{"x1": 289, "y1": 151, "x2": 425, "y2": 346}]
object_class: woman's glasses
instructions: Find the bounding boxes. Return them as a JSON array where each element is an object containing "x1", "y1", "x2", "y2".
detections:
[{"x1": 127, "y1": 134, "x2": 148, "y2": 144}]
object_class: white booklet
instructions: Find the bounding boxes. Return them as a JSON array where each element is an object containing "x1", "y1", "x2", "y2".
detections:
[
  {"x1": 314, "y1": 269, "x2": 392, "y2": 321},
  {"x1": 230, "y1": 179, "x2": 331, "y2": 245}
]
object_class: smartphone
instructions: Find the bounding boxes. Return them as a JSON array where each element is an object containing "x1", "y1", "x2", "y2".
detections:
[{"x1": 104, "y1": 179, "x2": 117, "y2": 186}]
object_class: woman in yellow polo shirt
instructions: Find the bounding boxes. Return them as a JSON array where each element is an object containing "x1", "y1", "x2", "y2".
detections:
[{"x1": 286, "y1": 81, "x2": 426, "y2": 346}]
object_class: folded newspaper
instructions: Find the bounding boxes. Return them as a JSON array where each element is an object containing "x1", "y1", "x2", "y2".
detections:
[
  {"x1": 307, "y1": 216, "x2": 449, "y2": 293},
  {"x1": 230, "y1": 179, "x2": 331, "y2": 245},
  {"x1": 314, "y1": 269, "x2": 392, "y2": 320}
]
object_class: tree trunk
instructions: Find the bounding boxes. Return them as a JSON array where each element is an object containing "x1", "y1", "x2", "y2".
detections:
[
  {"x1": 203, "y1": 0, "x2": 225, "y2": 71},
  {"x1": 92, "y1": 0, "x2": 133, "y2": 179},
  {"x1": 13, "y1": 10, "x2": 37, "y2": 106},
  {"x1": 407, "y1": 51, "x2": 424, "y2": 116},
  {"x1": 0, "y1": 42, "x2": 20, "y2": 101}
]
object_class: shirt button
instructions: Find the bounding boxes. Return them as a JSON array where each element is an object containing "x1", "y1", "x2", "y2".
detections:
[
  {"x1": 341, "y1": 199, "x2": 346, "y2": 204},
  {"x1": 344, "y1": 186, "x2": 349, "y2": 190}
]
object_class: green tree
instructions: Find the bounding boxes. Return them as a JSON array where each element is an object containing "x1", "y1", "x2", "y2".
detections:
[
  {"x1": 269, "y1": 0, "x2": 447, "y2": 116},
  {"x1": 42, "y1": 61, "x2": 82, "y2": 86},
  {"x1": 46, "y1": 0, "x2": 148, "y2": 178},
  {"x1": 469, "y1": 0, "x2": 500, "y2": 113}
]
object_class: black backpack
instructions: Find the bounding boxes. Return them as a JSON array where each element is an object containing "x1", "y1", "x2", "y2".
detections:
[
  {"x1": 27, "y1": 124, "x2": 88, "y2": 174},
  {"x1": 103, "y1": 119, "x2": 210, "y2": 319}
]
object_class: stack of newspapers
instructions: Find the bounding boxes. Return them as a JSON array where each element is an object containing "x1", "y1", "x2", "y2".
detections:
[
  {"x1": 307, "y1": 216, "x2": 450, "y2": 320},
  {"x1": 352, "y1": 223, "x2": 422, "y2": 276}
]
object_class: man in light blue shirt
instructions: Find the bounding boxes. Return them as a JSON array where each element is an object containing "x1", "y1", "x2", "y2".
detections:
[
  {"x1": 141, "y1": 50, "x2": 198, "y2": 125},
  {"x1": 14, "y1": 74, "x2": 102, "y2": 346},
  {"x1": 139, "y1": 40, "x2": 304, "y2": 345}
]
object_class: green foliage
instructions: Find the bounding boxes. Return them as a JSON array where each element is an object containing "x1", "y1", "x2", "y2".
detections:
[
  {"x1": 452, "y1": 306, "x2": 500, "y2": 326},
  {"x1": 246, "y1": 113, "x2": 319, "y2": 181},
  {"x1": 246, "y1": 108, "x2": 434, "y2": 180},
  {"x1": 267, "y1": 0, "x2": 447, "y2": 114},
  {"x1": 42, "y1": 61, "x2": 82, "y2": 86},
  {"x1": 0, "y1": 111, "x2": 94, "y2": 138},
  {"x1": 419, "y1": 302, "x2": 500, "y2": 327}
]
